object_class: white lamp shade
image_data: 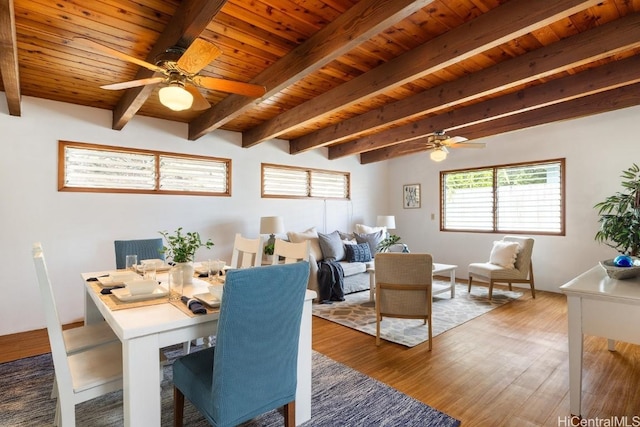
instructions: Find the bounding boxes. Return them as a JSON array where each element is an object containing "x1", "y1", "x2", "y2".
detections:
[
  {"x1": 376, "y1": 215, "x2": 396, "y2": 229},
  {"x1": 430, "y1": 148, "x2": 447, "y2": 162},
  {"x1": 260, "y1": 216, "x2": 285, "y2": 235},
  {"x1": 158, "y1": 84, "x2": 193, "y2": 111}
]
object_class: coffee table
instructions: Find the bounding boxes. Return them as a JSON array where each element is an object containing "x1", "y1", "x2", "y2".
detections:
[{"x1": 367, "y1": 262, "x2": 458, "y2": 302}]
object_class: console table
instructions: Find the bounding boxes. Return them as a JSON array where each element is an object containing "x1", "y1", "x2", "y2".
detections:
[{"x1": 560, "y1": 265, "x2": 640, "y2": 417}]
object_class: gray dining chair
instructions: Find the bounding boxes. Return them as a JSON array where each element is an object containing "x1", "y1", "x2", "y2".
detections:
[{"x1": 114, "y1": 238, "x2": 165, "y2": 269}]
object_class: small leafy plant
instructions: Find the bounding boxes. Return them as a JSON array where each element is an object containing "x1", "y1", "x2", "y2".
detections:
[
  {"x1": 594, "y1": 164, "x2": 640, "y2": 256},
  {"x1": 264, "y1": 242, "x2": 275, "y2": 256},
  {"x1": 159, "y1": 227, "x2": 214, "y2": 263},
  {"x1": 377, "y1": 234, "x2": 402, "y2": 252}
]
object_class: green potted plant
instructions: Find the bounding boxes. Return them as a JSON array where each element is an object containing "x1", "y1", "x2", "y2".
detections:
[
  {"x1": 377, "y1": 234, "x2": 408, "y2": 253},
  {"x1": 263, "y1": 242, "x2": 275, "y2": 262},
  {"x1": 594, "y1": 164, "x2": 640, "y2": 256},
  {"x1": 159, "y1": 228, "x2": 214, "y2": 284}
]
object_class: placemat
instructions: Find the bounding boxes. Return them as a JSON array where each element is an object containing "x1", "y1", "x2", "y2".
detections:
[
  {"x1": 169, "y1": 296, "x2": 219, "y2": 318},
  {"x1": 87, "y1": 281, "x2": 170, "y2": 311}
]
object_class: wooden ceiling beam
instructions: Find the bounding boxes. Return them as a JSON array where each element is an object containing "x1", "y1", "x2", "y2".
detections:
[
  {"x1": 188, "y1": 0, "x2": 436, "y2": 141},
  {"x1": 297, "y1": 11, "x2": 640, "y2": 156},
  {"x1": 241, "y1": 0, "x2": 600, "y2": 147},
  {"x1": 360, "y1": 83, "x2": 640, "y2": 164},
  {"x1": 331, "y1": 52, "x2": 640, "y2": 159},
  {"x1": 0, "y1": 0, "x2": 21, "y2": 116},
  {"x1": 111, "y1": 0, "x2": 227, "y2": 130}
]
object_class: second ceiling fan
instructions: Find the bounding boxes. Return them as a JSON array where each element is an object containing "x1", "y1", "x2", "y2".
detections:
[
  {"x1": 75, "y1": 37, "x2": 267, "y2": 111},
  {"x1": 425, "y1": 131, "x2": 485, "y2": 161}
]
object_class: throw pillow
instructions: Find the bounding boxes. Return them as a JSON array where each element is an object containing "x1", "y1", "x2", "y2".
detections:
[
  {"x1": 345, "y1": 242, "x2": 372, "y2": 262},
  {"x1": 488, "y1": 241, "x2": 520, "y2": 269},
  {"x1": 287, "y1": 227, "x2": 323, "y2": 261},
  {"x1": 354, "y1": 230, "x2": 385, "y2": 256},
  {"x1": 354, "y1": 224, "x2": 387, "y2": 235},
  {"x1": 338, "y1": 231, "x2": 355, "y2": 241},
  {"x1": 318, "y1": 230, "x2": 346, "y2": 261}
]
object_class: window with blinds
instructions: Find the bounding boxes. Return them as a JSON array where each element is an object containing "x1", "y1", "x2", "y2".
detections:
[
  {"x1": 262, "y1": 163, "x2": 350, "y2": 199},
  {"x1": 59, "y1": 141, "x2": 231, "y2": 196},
  {"x1": 441, "y1": 159, "x2": 564, "y2": 235}
]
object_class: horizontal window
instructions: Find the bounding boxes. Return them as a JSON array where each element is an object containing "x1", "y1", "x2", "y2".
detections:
[
  {"x1": 262, "y1": 163, "x2": 350, "y2": 199},
  {"x1": 58, "y1": 141, "x2": 231, "y2": 196},
  {"x1": 441, "y1": 159, "x2": 564, "y2": 235}
]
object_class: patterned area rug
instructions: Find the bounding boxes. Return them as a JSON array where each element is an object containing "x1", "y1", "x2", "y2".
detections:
[
  {"x1": 0, "y1": 348, "x2": 460, "y2": 427},
  {"x1": 312, "y1": 281, "x2": 523, "y2": 347}
]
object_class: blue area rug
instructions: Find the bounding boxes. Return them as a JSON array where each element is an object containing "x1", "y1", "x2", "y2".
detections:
[{"x1": 0, "y1": 347, "x2": 460, "y2": 426}]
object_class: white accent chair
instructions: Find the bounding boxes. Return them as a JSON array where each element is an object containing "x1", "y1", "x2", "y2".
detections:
[
  {"x1": 374, "y1": 253, "x2": 433, "y2": 349},
  {"x1": 272, "y1": 239, "x2": 310, "y2": 264},
  {"x1": 468, "y1": 236, "x2": 535, "y2": 300},
  {"x1": 229, "y1": 233, "x2": 263, "y2": 268},
  {"x1": 33, "y1": 243, "x2": 123, "y2": 426}
]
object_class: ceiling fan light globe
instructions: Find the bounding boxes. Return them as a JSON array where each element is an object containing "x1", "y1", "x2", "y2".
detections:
[
  {"x1": 430, "y1": 148, "x2": 447, "y2": 162},
  {"x1": 158, "y1": 85, "x2": 193, "y2": 111}
]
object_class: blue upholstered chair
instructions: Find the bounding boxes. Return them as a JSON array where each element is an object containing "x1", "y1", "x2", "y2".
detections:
[
  {"x1": 114, "y1": 238, "x2": 165, "y2": 269},
  {"x1": 172, "y1": 261, "x2": 310, "y2": 427}
]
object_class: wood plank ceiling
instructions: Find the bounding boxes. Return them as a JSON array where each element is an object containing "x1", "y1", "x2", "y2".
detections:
[{"x1": 1, "y1": 0, "x2": 640, "y2": 164}]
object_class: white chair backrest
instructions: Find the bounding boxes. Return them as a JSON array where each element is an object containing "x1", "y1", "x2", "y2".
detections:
[
  {"x1": 229, "y1": 233, "x2": 263, "y2": 268},
  {"x1": 32, "y1": 243, "x2": 73, "y2": 394},
  {"x1": 272, "y1": 239, "x2": 310, "y2": 264},
  {"x1": 503, "y1": 235, "x2": 534, "y2": 276}
]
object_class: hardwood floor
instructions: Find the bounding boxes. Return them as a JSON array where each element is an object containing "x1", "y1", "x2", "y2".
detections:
[{"x1": 2, "y1": 288, "x2": 639, "y2": 426}]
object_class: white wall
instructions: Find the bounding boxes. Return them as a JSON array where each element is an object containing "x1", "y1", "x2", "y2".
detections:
[
  {"x1": 387, "y1": 105, "x2": 640, "y2": 293},
  {"x1": 0, "y1": 95, "x2": 387, "y2": 335}
]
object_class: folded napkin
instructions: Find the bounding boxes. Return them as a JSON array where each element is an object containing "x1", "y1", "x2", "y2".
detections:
[{"x1": 181, "y1": 296, "x2": 207, "y2": 314}]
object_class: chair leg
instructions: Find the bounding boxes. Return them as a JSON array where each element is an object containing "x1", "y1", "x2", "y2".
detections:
[
  {"x1": 468, "y1": 276, "x2": 473, "y2": 292},
  {"x1": 183, "y1": 341, "x2": 191, "y2": 354},
  {"x1": 284, "y1": 401, "x2": 296, "y2": 427},
  {"x1": 376, "y1": 315, "x2": 381, "y2": 346},
  {"x1": 488, "y1": 280, "x2": 494, "y2": 300},
  {"x1": 529, "y1": 261, "x2": 536, "y2": 298},
  {"x1": 427, "y1": 315, "x2": 432, "y2": 351},
  {"x1": 174, "y1": 386, "x2": 185, "y2": 427}
]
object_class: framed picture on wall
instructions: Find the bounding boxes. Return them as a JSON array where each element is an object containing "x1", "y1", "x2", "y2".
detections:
[{"x1": 403, "y1": 184, "x2": 421, "y2": 209}]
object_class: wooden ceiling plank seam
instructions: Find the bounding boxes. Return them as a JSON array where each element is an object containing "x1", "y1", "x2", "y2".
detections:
[
  {"x1": 111, "y1": 0, "x2": 228, "y2": 130},
  {"x1": 292, "y1": 10, "x2": 640, "y2": 154},
  {"x1": 0, "y1": 0, "x2": 21, "y2": 115},
  {"x1": 220, "y1": 2, "x2": 309, "y2": 44},
  {"x1": 334, "y1": 54, "x2": 640, "y2": 159},
  {"x1": 254, "y1": 0, "x2": 331, "y2": 30},
  {"x1": 188, "y1": 0, "x2": 438, "y2": 141},
  {"x1": 241, "y1": 0, "x2": 601, "y2": 147},
  {"x1": 361, "y1": 82, "x2": 640, "y2": 163}
]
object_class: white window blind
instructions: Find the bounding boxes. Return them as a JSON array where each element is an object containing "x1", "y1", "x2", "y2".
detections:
[
  {"x1": 59, "y1": 141, "x2": 231, "y2": 196},
  {"x1": 262, "y1": 164, "x2": 350, "y2": 199},
  {"x1": 441, "y1": 159, "x2": 564, "y2": 235}
]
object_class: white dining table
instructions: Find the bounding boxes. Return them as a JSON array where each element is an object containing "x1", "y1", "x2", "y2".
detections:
[{"x1": 83, "y1": 271, "x2": 316, "y2": 426}]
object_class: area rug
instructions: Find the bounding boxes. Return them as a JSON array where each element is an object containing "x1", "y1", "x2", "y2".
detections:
[
  {"x1": 0, "y1": 348, "x2": 460, "y2": 427},
  {"x1": 313, "y1": 280, "x2": 523, "y2": 347}
]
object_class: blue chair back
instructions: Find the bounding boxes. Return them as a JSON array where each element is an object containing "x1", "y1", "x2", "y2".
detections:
[{"x1": 114, "y1": 238, "x2": 164, "y2": 269}]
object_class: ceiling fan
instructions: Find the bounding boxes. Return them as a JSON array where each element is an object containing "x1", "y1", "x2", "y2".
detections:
[
  {"x1": 74, "y1": 38, "x2": 267, "y2": 112},
  {"x1": 424, "y1": 130, "x2": 485, "y2": 161}
]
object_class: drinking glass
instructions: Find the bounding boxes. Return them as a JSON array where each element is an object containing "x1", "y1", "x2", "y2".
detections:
[
  {"x1": 208, "y1": 259, "x2": 223, "y2": 283},
  {"x1": 143, "y1": 263, "x2": 157, "y2": 281},
  {"x1": 169, "y1": 267, "x2": 183, "y2": 300},
  {"x1": 125, "y1": 254, "x2": 138, "y2": 272}
]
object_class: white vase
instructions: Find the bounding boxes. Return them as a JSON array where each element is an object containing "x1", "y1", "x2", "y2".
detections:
[{"x1": 172, "y1": 262, "x2": 194, "y2": 285}]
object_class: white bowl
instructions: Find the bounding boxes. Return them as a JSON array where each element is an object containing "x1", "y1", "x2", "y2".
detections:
[
  {"x1": 208, "y1": 284, "x2": 224, "y2": 301},
  {"x1": 110, "y1": 271, "x2": 139, "y2": 282},
  {"x1": 126, "y1": 279, "x2": 158, "y2": 295},
  {"x1": 140, "y1": 259, "x2": 165, "y2": 267}
]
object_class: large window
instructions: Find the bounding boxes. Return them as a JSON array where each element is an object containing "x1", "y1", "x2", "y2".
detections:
[
  {"x1": 262, "y1": 163, "x2": 350, "y2": 199},
  {"x1": 58, "y1": 141, "x2": 231, "y2": 196},
  {"x1": 441, "y1": 159, "x2": 564, "y2": 235}
]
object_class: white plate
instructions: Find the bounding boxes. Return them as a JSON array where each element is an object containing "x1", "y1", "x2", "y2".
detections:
[
  {"x1": 192, "y1": 292, "x2": 221, "y2": 308},
  {"x1": 135, "y1": 263, "x2": 171, "y2": 273},
  {"x1": 111, "y1": 286, "x2": 169, "y2": 302},
  {"x1": 97, "y1": 273, "x2": 139, "y2": 287}
]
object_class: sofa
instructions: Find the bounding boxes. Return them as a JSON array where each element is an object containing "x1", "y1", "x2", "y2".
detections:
[{"x1": 287, "y1": 225, "x2": 391, "y2": 298}]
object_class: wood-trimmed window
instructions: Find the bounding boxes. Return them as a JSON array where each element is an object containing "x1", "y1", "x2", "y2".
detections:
[
  {"x1": 58, "y1": 141, "x2": 231, "y2": 196},
  {"x1": 261, "y1": 163, "x2": 350, "y2": 199},
  {"x1": 440, "y1": 159, "x2": 565, "y2": 235}
]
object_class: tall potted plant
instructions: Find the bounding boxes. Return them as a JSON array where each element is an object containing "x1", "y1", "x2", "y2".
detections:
[
  {"x1": 594, "y1": 164, "x2": 640, "y2": 256},
  {"x1": 159, "y1": 228, "x2": 214, "y2": 284}
]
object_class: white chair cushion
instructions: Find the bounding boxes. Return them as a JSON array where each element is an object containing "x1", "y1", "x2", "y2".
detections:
[
  {"x1": 354, "y1": 224, "x2": 386, "y2": 235},
  {"x1": 287, "y1": 227, "x2": 323, "y2": 261},
  {"x1": 488, "y1": 241, "x2": 520, "y2": 268},
  {"x1": 469, "y1": 262, "x2": 527, "y2": 280}
]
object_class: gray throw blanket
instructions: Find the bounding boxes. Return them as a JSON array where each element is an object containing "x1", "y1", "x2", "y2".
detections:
[{"x1": 317, "y1": 260, "x2": 345, "y2": 303}]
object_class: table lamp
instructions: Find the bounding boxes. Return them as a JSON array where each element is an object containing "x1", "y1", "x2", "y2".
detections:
[
  {"x1": 260, "y1": 216, "x2": 285, "y2": 248},
  {"x1": 376, "y1": 215, "x2": 396, "y2": 231}
]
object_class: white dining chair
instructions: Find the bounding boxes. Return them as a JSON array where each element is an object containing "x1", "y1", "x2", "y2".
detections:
[
  {"x1": 271, "y1": 239, "x2": 310, "y2": 264},
  {"x1": 33, "y1": 242, "x2": 123, "y2": 426},
  {"x1": 229, "y1": 233, "x2": 263, "y2": 268}
]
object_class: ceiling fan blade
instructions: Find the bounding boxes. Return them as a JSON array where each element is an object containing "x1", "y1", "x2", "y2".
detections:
[
  {"x1": 441, "y1": 136, "x2": 469, "y2": 146},
  {"x1": 100, "y1": 77, "x2": 165, "y2": 90},
  {"x1": 193, "y1": 76, "x2": 266, "y2": 98},
  {"x1": 449, "y1": 142, "x2": 486, "y2": 149},
  {"x1": 73, "y1": 38, "x2": 165, "y2": 74},
  {"x1": 177, "y1": 38, "x2": 222, "y2": 75},
  {"x1": 184, "y1": 85, "x2": 211, "y2": 111}
]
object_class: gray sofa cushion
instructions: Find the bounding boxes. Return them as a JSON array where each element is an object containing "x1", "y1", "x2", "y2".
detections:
[
  {"x1": 354, "y1": 230, "x2": 385, "y2": 256},
  {"x1": 318, "y1": 230, "x2": 346, "y2": 261},
  {"x1": 339, "y1": 260, "x2": 367, "y2": 277}
]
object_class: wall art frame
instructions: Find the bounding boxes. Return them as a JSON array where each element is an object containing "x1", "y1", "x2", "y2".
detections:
[{"x1": 403, "y1": 184, "x2": 421, "y2": 209}]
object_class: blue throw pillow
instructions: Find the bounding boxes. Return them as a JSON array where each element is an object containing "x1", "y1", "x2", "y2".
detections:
[{"x1": 345, "y1": 243, "x2": 372, "y2": 262}]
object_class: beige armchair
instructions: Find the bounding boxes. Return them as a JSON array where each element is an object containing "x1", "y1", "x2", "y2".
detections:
[
  {"x1": 468, "y1": 235, "x2": 535, "y2": 300},
  {"x1": 375, "y1": 253, "x2": 433, "y2": 350}
]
